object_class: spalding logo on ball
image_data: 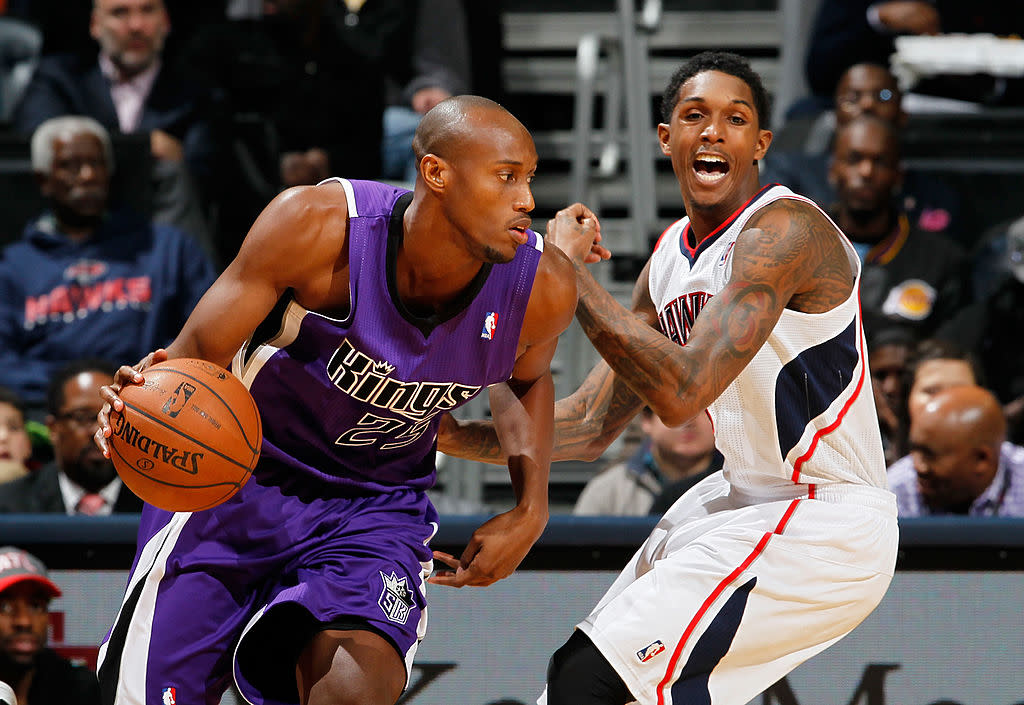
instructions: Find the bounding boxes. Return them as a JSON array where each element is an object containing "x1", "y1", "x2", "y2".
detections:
[{"x1": 108, "y1": 358, "x2": 262, "y2": 512}]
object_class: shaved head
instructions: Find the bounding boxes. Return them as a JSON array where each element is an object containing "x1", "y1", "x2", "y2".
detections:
[
  {"x1": 412, "y1": 95, "x2": 525, "y2": 163},
  {"x1": 920, "y1": 385, "x2": 1006, "y2": 449},
  {"x1": 910, "y1": 384, "x2": 1006, "y2": 511}
]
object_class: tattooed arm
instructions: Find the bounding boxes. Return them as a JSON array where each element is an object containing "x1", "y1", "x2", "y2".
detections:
[
  {"x1": 438, "y1": 203, "x2": 648, "y2": 464},
  {"x1": 437, "y1": 252, "x2": 648, "y2": 464},
  {"x1": 550, "y1": 198, "x2": 855, "y2": 428}
]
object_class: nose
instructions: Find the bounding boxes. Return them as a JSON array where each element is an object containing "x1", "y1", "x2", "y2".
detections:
[
  {"x1": 700, "y1": 118, "x2": 723, "y2": 143},
  {"x1": 515, "y1": 181, "x2": 535, "y2": 213}
]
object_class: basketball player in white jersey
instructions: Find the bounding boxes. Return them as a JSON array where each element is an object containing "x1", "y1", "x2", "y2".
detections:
[{"x1": 438, "y1": 51, "x2": 899, "y2": 705}]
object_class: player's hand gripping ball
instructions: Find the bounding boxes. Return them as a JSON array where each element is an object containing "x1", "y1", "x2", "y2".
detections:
[{"x1": 107, "y1": 358, "x2": 262, "y2": 512}]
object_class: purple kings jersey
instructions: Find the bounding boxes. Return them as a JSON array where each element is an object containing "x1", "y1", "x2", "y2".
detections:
[{"x1": 231, "y1": 178, "x2": 543, "y2": 493}]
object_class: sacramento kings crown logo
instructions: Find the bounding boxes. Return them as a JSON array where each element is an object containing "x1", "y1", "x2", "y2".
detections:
[{"x1": 378, "y1": 571, "x2": 414, "y2": 625}]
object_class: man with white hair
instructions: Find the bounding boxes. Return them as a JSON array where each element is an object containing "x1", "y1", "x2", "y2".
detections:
[
  {"x1": 11, "y1": 0, "x2": 217, "y2": 246},
  {"x1": 0, "y1": 115, "x2": 215, "y2": 410}
]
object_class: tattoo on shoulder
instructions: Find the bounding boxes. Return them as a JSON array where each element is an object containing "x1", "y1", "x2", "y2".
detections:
[{"x1": 742, "y1": 199, "x2": 853, "y2": 311}]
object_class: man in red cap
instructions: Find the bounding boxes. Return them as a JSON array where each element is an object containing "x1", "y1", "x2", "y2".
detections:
[{"x1": 0, "y1": 546, "x2": 99, "y2": 705}]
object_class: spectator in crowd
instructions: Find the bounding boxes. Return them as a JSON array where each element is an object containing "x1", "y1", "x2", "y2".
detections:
[
  {"x1": 868, "y1": 326, "x2": 916, "y2": 465},
  {"x1": 381, "y1": 0, "x2": 471, "y2": 183},
  {"x1": 887, "y1": 385, "x2": 1024, "y2": 516},
  {"x1": 180, "y1": 0, "x2": 414, "y2": 258},
  {"x1": 803, "y1": 1, "x2": 1024, "y2": 110},
  {"x1": 0, "y1": 359, "x2": 142, "y2": 514},
  {"x1": 904, "y1": 338, "x2": 984, "y2": 426},
  {"x1": 939, "y1": 214, "x2": 1024, "y2": 444},
  {"x1": 0, "y1": 545, "x2": 102, "y2": 705},
  {"x1": 878, "y1": 338, "x2": 982, "y2": 471},
  {"x1": 762, "y1": 62, "x2": 962, "y2": 243},
  {"x1": 0, "y1": 116, "x2": 216, "y2": 408},
  {"x1": 10, "y1": 0, "x2": 216, "y2": 243},
  {"x1": 574, "y1": 407, "x2": 721, "y2": 516},
  {"x1": 828, "y1": 114, "x2": 970, "y2": 340},
  {"x1": 0, "y1": 387, "x2": 32, "y2": 485}
]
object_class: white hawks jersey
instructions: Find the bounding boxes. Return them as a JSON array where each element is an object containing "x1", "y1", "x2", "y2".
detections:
[{"x1": 648, "y1": 184, "x2": 887, "y2": 495}]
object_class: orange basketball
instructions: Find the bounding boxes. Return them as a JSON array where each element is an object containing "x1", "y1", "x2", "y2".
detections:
[{"x1": 108, "y1": 358, "x2": 262, "y2": 512}]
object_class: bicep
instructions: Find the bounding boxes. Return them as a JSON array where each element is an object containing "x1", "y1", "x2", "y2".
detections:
[{"x1": 168, "y1": 186, "x2": 344, "y2": 366}]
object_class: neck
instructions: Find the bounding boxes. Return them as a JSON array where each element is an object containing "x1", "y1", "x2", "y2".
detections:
[
  {"x1": 836, "y1": 206, "x2": 893, "y2": 244},
  {"x1": 682, "y1": 178, "x2": 762, "y2": 243},
  {"x1": 397, "y1": 195, "x2": 486, "y2": 314}
]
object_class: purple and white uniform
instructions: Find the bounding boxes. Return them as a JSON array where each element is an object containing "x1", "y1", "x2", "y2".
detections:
[{"x1": 97, "y1": 179, "x2": 543, "y2": 705}]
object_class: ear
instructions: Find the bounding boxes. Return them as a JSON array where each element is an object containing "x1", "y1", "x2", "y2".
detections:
[
  {"x1": 754, "y1": 128, "x2": 773, "y2": 162},
  {"x1": 657, "y1": 123, "x2": 671, "y2": 156},
  {"x1": 419, "y1": 154, "x2": 449, "y2": 194},
  {"x1": 89, "y1": 9, "x2": 101, "y2": 41}
]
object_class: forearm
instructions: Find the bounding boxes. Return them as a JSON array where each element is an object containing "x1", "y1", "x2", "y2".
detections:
[
  {"x1": 572, "y1": 262, "x2": 704, "y2": 426},
  {"x1": 492, "y1": 376, "x2": 552, "y2": 515},
  {"x1": 553, "y1": 360, "x2": 643, "y2": 461}
]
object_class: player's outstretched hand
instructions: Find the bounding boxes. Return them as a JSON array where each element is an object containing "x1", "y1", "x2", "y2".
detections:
[
  {"x1": 428, "y1": 505, "x2": 547, "y2": 588},
  {"x1": 95, "y1": 348, "x2": 168, "y2": 457},
  {"x1": 545, "y1": 203, "x2": 610, "y2": 266}
]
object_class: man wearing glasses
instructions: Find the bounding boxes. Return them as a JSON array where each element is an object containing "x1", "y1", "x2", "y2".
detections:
[{"x1": 0, "y1": 359, "x2": 142, "y2": 514}]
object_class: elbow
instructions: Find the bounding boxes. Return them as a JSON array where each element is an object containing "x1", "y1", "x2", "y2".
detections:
[{"x1": 647, "y1": 396, "x2": 693, "y2": 429}]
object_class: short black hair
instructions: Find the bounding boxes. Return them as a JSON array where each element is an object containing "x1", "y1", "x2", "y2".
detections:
[
  {"x1": 46, "y1": 358, "x2": 117, "y2": 415},
  {"x1": 660, "y1": 51, "x2": 771, "y2": 128},
  {"x1": 905, "y1": 338, "x2": 986, "y2": 392}
]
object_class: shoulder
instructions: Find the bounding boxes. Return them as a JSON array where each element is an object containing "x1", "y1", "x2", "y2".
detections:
[
  {"x1": 525, "y1": 238, "x2": 577, "y2": 335},
  {"x1": 32, "y1": 53, "x2": 90, "y2": 79},
  {"x1": 745, "y1": 193, "x2": 837, "y2": 237}
]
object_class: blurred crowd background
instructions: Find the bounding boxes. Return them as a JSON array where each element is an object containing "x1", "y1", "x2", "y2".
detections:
[{"x1": 2, "y1": 1, "x2": 1024, "y2": 701}]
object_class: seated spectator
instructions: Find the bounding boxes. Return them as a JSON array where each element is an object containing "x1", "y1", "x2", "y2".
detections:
[
  {"x1": 381, "y1": 0, "x2": 470, "y2": 183},
  {"x1": 0, "y1": 387, "x2": 32, "y2": 484},
  {"x1": 10, "y1": 0, "x2": 215, "y2": 246},
  {"x1": 763, "y1": 62, "x2": 962, "y2": 243},
  {"x1": 574, "y1": 408, "x2": 721, "y2": 516},
  {"x1": 828, "y1": 114, "x2": 970, "y2": 340},
  {"x1": 0, "y1": 545, "x2": 101, "y2": 705},
  {"x1": 887, "y1": 385, "x2": 1024, "y2": 516},
  {"x1": 0, "y1": 116, "x2": 216, "y2": 408},
  {"x1": 867, "y1": 326, "x2": 915, "y2": 465},
  {"x1": 939, "y1": 214, "x2": 1024, "y2": 444},
  {"x1": 904, "y1": 339, "x2": 984, "y2": 423},
  {"x1": 0, "y1": 359, "x2": 142, "y2": 514}
]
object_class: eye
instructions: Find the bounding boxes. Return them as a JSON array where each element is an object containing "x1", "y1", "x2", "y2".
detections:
[
  {"x1": 729, "y1": 115, "x2": 747, "y2": 125},
  {"x1": 498, "y1": 173, "x2": 514, "y2": 182}
]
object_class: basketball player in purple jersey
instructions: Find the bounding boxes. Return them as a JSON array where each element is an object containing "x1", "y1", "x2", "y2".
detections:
[
  {"x1": 93, "y1": 95, "x2": 579, "y2": 705},
  {"x1": 441, "y1": 53, "x2": 898, "y2": 705}
]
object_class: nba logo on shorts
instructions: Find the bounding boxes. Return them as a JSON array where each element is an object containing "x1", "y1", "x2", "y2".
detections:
[
  {"x1": 161, "y1": 687, "x2": 176, "y2": 705},
  {"x1": 378, "y1": 571, "x2": 414, "y2": 625},
  {"x1": 481, "y1": 312, "x2": 498, "y2": 340},
  {"x1": 636, "y1": 640, "x2": 665, "y2": 663}
]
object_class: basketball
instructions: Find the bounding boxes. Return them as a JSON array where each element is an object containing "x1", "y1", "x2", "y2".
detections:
[{"x1": 107, "y1": 358, "x2": 262, "y2": 512}]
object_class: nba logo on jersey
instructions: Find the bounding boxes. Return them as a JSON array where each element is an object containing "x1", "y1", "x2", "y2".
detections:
[
  {"x1": 481, "y1": 311, "x2": 498, "y2": 340},
  {"x1": 161, "y1": 687, "x2": 177, "y2": 705},
  {"x1": 636, "y1": 640, "x2": 665, "y2": 663},
  {"x1": 378, "y1": 571, "x2": 414, "y2": 625}
]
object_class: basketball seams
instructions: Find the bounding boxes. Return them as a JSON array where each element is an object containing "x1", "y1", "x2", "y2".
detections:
[
  {"x1": 145, "y1": 367, "x2": 262, "y2": 454},
  {"x1": 108, "y1": 358, "x2": 262, "y2": 512},
  {"x1": 119, "y1": 399, "x2": 255, "y2": 472}
]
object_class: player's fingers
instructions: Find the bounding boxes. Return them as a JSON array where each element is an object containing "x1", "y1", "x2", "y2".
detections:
[
  {"x1": 94, "y1": 426, "x2": 110, "y2": 456},
  {"x1": 432, "y1": 550, "x2": 460, "y2": 570}
]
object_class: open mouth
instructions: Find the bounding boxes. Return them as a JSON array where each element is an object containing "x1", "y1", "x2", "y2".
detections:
[{"x1": 693, "y1": 153, "x2": 729, "y2": 183}]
